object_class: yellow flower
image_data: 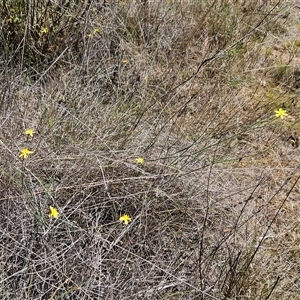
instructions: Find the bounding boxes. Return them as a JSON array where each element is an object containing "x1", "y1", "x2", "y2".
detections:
[
  {"x1": 119, "y1": 214, "x2": 132, "y2": 225},
  {"x1": 136, "y1": 157, "x2": 144, "y2": 164},
  {"x1": 122, "y1": 59, "x2": 129, "y2": 64},
  {"x1": 87, "y1": 33, "x2": 93, "y2": 38},
  {"x1": 49, "y1": 206, "x2": 59, "y2": 219},
  {"x1": 19, "y1": 148, "x2": 34, "y2": 159},
  {"x1": 275, "y1": 108, "x2": 288, "y2": 119},
  {"x1": 41, "y1": 27, "x2": 48, "y2": 34},
  {"x1": 24, "y1": 128, "x2": 35, "y2": 137},
  {"x1": 93, "y1": 27, "x2": 100, "y2": 34}
]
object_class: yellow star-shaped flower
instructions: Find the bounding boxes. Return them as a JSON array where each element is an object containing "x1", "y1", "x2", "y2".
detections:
[
  {"x1": 275, "y1": 108, "x2": 288, "y2": 119},
  {"x1": 24, "y1": 128, "x2": 35, "y2": 137},
  {"x1": 49, "y1": 206, "x2": 59, "y2": 219},
  {"x1": 136, "y1": 157, "x2": 144, "y2": 164},
  {"x1": 19, "y1": 148, "x2": 34, "y2": 159},
  {"x1": 41, "y1": 27, "x2": 48, "y2": 34},
  {"x1": 119, "y1": 214, "x2": 132, "y2": 225}
]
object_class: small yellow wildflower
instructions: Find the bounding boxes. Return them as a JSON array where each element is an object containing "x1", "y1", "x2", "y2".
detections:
[
  {"x1": 24, "y1": 128, "x2": 35, "y2": 137},
  {"x1": 136, "y1": 157, "x2": 144, "y2": 164},
  {"x1": 49, "y1": 206, "x2": 59, "y2": 219},
  {"x1": 93, "y1": 27, "x2": 100, "y2": 34},
  {"x1": 19, "y1": 148, "x2": 34, "y2": 159},
  {"x1": 122, "y1": 59, "x2": 129, "y2": 64},
  {"x1": 87, "y1": 33, "x2": 93, "y2": 38},
  {"x1": 119, "y1": 214, "x2": 132, "y2": 225},
  {"x1": 275, "y1": 108, "x2": 288, "y2": 119},
  {"x1": 41, "y1": 27, "x2": 48, "y2": 34}
]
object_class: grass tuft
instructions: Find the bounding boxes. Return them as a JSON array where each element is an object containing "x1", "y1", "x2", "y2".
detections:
[{"x1": 1, "y1": 1, "x2": 300, "y2": 299}]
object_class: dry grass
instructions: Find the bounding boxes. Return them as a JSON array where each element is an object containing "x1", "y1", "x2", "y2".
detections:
[{"x1": 1, "y1": 1, "x2": 300, "y2": 299}]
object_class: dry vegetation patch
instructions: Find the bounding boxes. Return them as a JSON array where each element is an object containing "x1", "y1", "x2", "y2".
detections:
[{"x1": 1, "y1": 1, "x2": 300, "y2": 299}]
